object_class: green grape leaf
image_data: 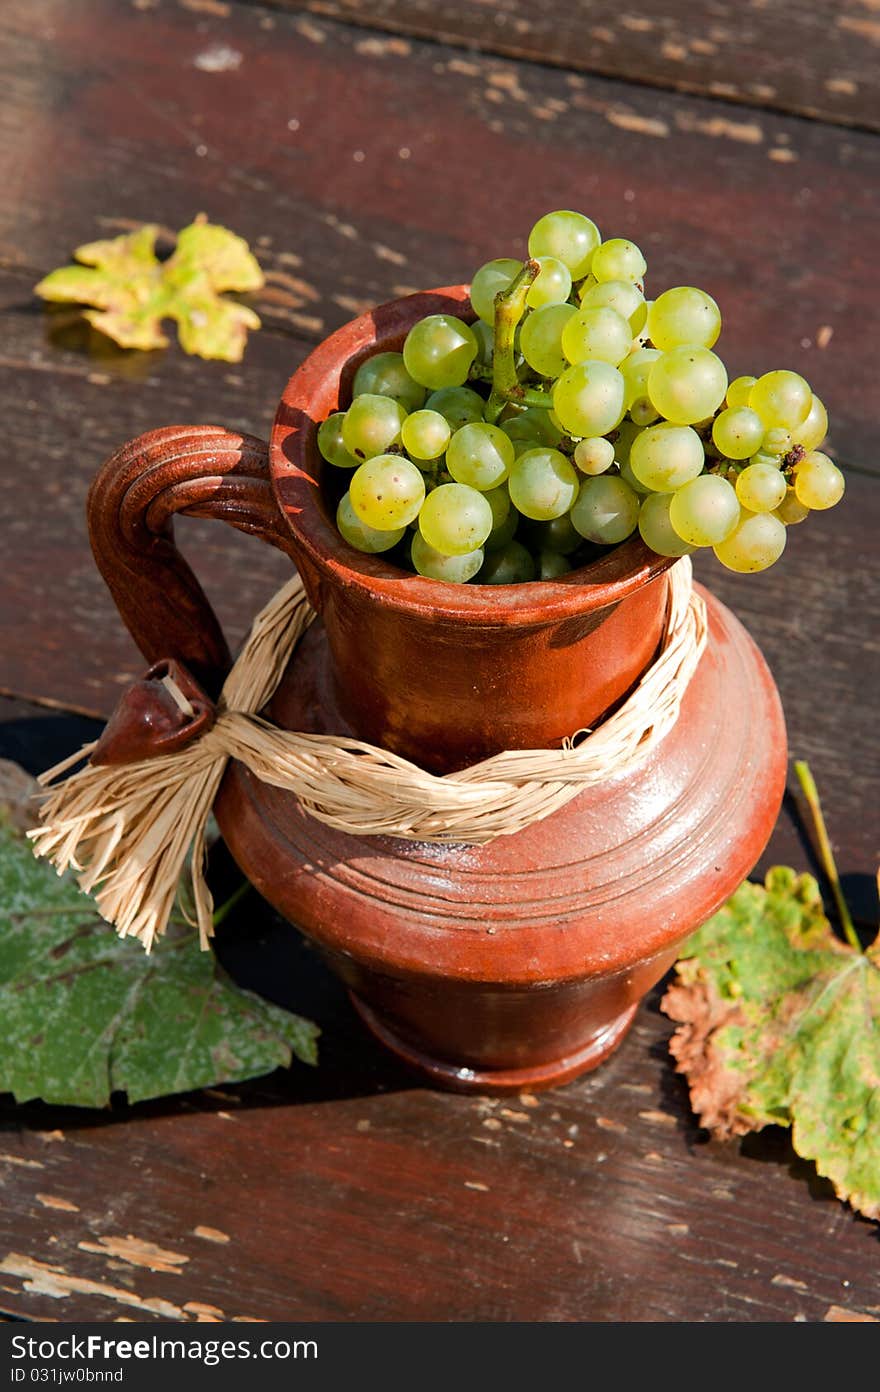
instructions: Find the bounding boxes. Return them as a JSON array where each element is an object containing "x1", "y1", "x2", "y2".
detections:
[
  {"x1": 35, "y1": 217, "x2": 263, "y2": 361},
  {"x1": 662, "y1": 868, "x2": 880, "y2": 1220},
  {"x1": 0, "y1": 820, "x2": 317, "y2": 1108}
]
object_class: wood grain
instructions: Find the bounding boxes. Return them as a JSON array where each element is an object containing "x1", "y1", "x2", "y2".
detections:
[{"x1": 290, "y1": 0, "x2": 880, "y2": 133}]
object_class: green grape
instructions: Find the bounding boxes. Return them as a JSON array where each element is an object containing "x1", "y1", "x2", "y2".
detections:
[
  {"x1": 637, "y1": 492, "x2": 695, "y2": 558},
  {"x1": 528, "y1": 210, "x2": 601, "y2": 279},
  {"x1": 735, "y1": 462, "x2": 787, "y2": 513},
  {"x1": 446, "y1": 422, "x2": 514, "y2": 490},
  {"x1": 571, "y1": 475, "x2": 641, "y2": 544},
  {"x1": 726, "y1": 375, "x2": 757, "y2": 409},
  {"x1": 426, "y1": 386, "x2": 487, "y2": 429},
  {"x1": 591, "y1": 238, "x2": 646, "y2": 284},
  {"x1": 485, "y1": 484, "x2": 511, "y2": 528},
  {"x1": 500, "y1": 406, "x2": 562, "y2": 447},
  {"x1": 419, "y1": 482, "x2": 493, "y2": 554},
  {"x1": 648, "y1": 348, "x2": 728, "y2": 425},
  {"x1": 646, "y1": 287, "x2": 721, "y2": 351},
  {"x1": 471, "y1": 319, "x2": 495, "y2": 371},
  {"x1": 552, "y1": 361, "x2": 625, "y2": 438},
  {"x1": 469, "y1": 258, "x2": 522, "y2": 324},
  {"x1": 618, "y1": 455, "x2": 654, "y2": 496},
  {"x1": 713, "y1": 510, "x2": 786, "y2": 573},
  {"x1": 561, "y1": 306, "x2": 633, "y2": 367},
  {"x1": 749, "y1": 370, "x2": 812, "y2": 429},
  {"x1": 629, "y1": 422, "x2": 704, "y2": 491},
  {"x1": 761, "y1": 427, "x2": 793, "y2": 457},
  {"x1": 620, "y1": 348, "x2": 662, "y2": 421},
  {"x1": 790, "y1": 393, "x2": 828, "y2": 451},
  {"x1": 484, "y1": 492, "x2": 518, "y2": 551},
  {"x1": 538, "y1": 550, "x2": 572, "y2": 579},
  {"x1": 411, "y1": 532, "x2": 484, "y2": 583},
  {"x1": 774, "y1": 488, "x2": 810, "y2": 525},
  {"x1": 478, "y1": 541, "x2": 536, "y2": 584},
  {"x1": 352, "y1": 351, "x2": 426, "y2": 412},
  {"x1": 403, "y1": 314, "x2": 479, "y2": 390},
  {"x1": 401, "y1": 409, "x2": 452, "y2": 461},
  {"x1": 793, "y1": 451, "x2": 845, "y2": 509},
  {"x1": 526, "y1": 256, "x2": 573, "y2": 310},
  {"x1": 520, "y1": 302, "x2": 577, "y2": 377},
  {"x1": 669, "y1": 474, "x2": 740, "y2": 546},
  {"x1": 711, "y1": 406, "x2": 765, "y2": 460},
  {"x1": 610, "y1": 418, "x2": 641, "y2": 467},
  {"x1": 318, "y1": 412, "x2": 359, "y2": 469},
  {"x1": 579, "y1": 279, "x2": 647, "y2": 335},
  {"x1": 574, "y1": 436, "x2": 615, "y2": 475},
  {"x1": 747, "y1": 450, "x2": 780, "y2": 470},
  {"x1": 349, "y1": 454, "x2": 425, "y2": 530},
  {"x1": 342, "y1": 394, "x2": 408, "y2": 461},
  {"x1": 508, "y1": 448, "x2": 579, "y2": 521},
  {"x1": 336, "y1": 492, "x2": 405, "y2": 553},
  {"x1": 528, "y1": 513, "x2": 581, "y2": 553}
]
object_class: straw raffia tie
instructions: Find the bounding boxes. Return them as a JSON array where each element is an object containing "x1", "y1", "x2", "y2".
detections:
[{"x1": 29, "y1": 558, "x2": 706, "y2": 951}]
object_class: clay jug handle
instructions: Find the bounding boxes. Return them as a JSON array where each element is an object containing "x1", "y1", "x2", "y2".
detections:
[{"x1": 87, "y1": 424, "x2": 298, "y2": 697}]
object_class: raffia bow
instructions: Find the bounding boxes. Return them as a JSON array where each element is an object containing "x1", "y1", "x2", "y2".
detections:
[{"x1": 29, "y1": 558, "x2": 706, "y2": 953}]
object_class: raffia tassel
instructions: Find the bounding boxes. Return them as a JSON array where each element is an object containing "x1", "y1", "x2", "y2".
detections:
[{"x1": 29, "y1": 560, "x2": 706, "y2": 953}]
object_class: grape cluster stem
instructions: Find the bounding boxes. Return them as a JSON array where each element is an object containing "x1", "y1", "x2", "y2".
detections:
[{"x1": 485, "y1": 258, "x2": 553, "y2": 423}]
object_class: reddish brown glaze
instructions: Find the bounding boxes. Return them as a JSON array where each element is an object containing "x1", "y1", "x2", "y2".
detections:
[
  {"x1": 87, "y1": 287, "x2": 787, "y2": 1091},
  {"x1": 90, "y1": 658, "x2": 215, "y2": 766}
]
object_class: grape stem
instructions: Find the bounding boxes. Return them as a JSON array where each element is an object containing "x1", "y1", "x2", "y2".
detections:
[
  {"x1": 485, "y1": 258, "x2": 552, "y2": 422},
  {"x1": 794, "y1": 760, "x2": 861, "y2": 952}
]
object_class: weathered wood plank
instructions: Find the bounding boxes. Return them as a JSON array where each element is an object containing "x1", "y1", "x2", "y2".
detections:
[
  {"x1": 0, "y1": 0, "x2": 876, "y2": 473},
  {"x1": 288, "y1": 0, "x2": 880, "y2": 133}
]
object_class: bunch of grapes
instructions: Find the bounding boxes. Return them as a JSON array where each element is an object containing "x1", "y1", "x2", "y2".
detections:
[{"x1": 319, "y1": 210, "x2": 844, "y2": 584}]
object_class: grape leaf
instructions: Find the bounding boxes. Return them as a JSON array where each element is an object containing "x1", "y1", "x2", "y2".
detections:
[
  {"x1": 35, "y1": 217, "x2": 263, "y2": 361},
  {"x1": 663, "y1": 867, "x2": 880, "y2": 1220},
  {"x1": 0, "y1": 821, "x2": 317, "y2": 1108}
]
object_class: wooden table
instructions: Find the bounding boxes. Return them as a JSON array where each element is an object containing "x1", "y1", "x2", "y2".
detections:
[{"x1": 1, "y1": 0, "x2": 878, "y2": 1324}]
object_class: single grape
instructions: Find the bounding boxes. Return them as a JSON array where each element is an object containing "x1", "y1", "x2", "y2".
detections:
[
  {"x1": 446, "y1": 422, "x2": 514, "y2": 490},
  {"x1": 711, "y1": 406, "x2": 765, "y2": 460},
  {"x1": 469, "y1": 258, "x2": 522, "y2": 324},
  {"x1": 647, "y1": 287, "x2": 721, "y2": 351},
  {"x1": 552, "y1": 361, "x2": 626, "y2": 437},
  {"x1": 761, "y1": 427, "x2": 793, "y2": 457},
  {"x1": 630, "y1": 398, "x2": 659, "y2": 426},
  {"x1": 400, "y1": 408, "x2": 452, "y2": 461},
  {"x1": 520, "y1": 302, "x2": 577, "y2": 378},
  {"x1": 485, "y1": 484, "x2": 511, "y2": 528},
  {"x1": 318, "y1": 412, "x2": 359, "y2": 469},
  {"x1": 484, "y1": 492, "x2": 519, "y2": 551},
  {"x1": 500, "y1": 406, "x2": 562, "y2": 447},
  {"x1": 526, "y1": 256, "x2": 573, "y2": 310},
  {"x1": 342, "y1": 394, "x2": 408, "y2": 461},
  {"x1": 425, "y1": 386, "x2": 487, "y2": 430},
  {"x1": 726, "y1": 375, "x2": 757, "y2": 409},
  {"x1": 610, "y1": 419, "x2": 642, "y2": 467},
  {"x1": 561, "y1": 306, "x2": 633, "y2": 367},
  {"x1": 790, "y1": 394, "x2": 828, "y2": 451},
  {"x1": 669, "y1": 474, "x2": 740, "y2": 546},
  {"x1": 403, "y1": 314, "x2": 479, "y2": 390},
  {"x1": 571, "y1": 474, "x2": 641, "y2": 544},
  {"x1": 349, "y1": 455, "x2": 425, "y2": 530},
  {"x1": 591, "y1": 238, "x2": 647, "y2": 284},
  {"x1": 749, "y1": 370, "x2": 812, "y2": 429},
  {"x1": 528, "y1": 210, "x2": 601, "y2": 279},
  {"x1": 471, "y1": 319, "x2": 495, "y2": 371},
  {"x1": 352, "y1": 351, "x2": 426, "y2": 413},
  {"x1": 713, "y1": 510, "x2": 787, "y2": 572},
  {"x1": 411, "y1": 532, "x2": 484, "y2": 583},
  {"x1": 638, "y1": 492, "x2": 695, "y2": 557},
  {"x1": 528, "y1": 513, "x2": 581, "y2": 553},
  {"x1": 792, "y1": 451, "x2": 845, "y2": 509},
  {"x1": 620, "y1": 347, "x2": 662, "y2": 412},
  {"x1": 618, "y1": 455, "x2": 654, "y2": 496},
  {"x1": 419, "y1": 482, "x2": 493, "y2": 554},
  {"x1": 508, "y1": 448, "x2": 579, "y2": 521},
  {"x1": 579, "y1": 279, "x2": 647, "y2": 334},
  {"x1": 574, "y1": 436, "x2": 615, "y2": 475},
  {"x1": 336, "y1": 492, "x2": 405, "y2": 553},
  {"x1": 629, "y1": 422, "x2": 705, "y2": 491},
  {"x1": 538, "y1": 550, "x2": 572, "y2": 579},
  {"x1": 774, "y1": 488, "x2": 810, "y2": 525},
  {"x1": 478, "y1": 540, "x2": 536, "y2": 584},
  {"x1": 736, "y1": 462, "x2": 787, "y2": 513},
  {"x1": 648, "y1": 348, "x2": 728, "y2": 425}
]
